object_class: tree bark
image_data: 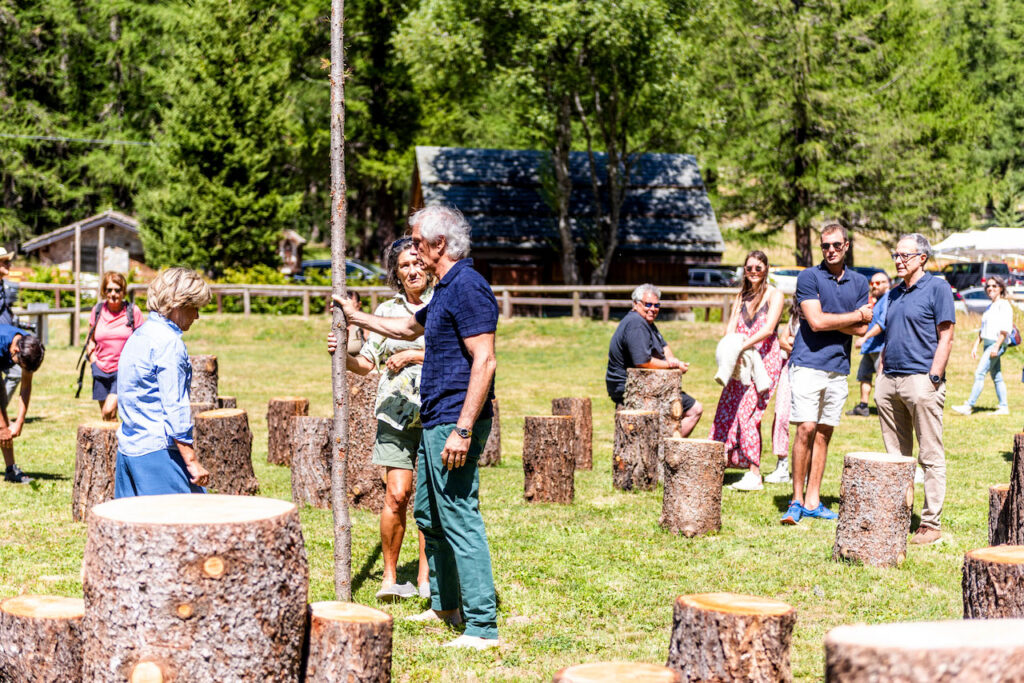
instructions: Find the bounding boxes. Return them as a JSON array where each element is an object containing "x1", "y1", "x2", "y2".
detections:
[
  {"x1": 190, "y1": 401, "x2": 215, "y2": 421},
  {"x1": 217, "y1": 396, "x2": 237, "y2": 409},
  {"x1": 832, "y1": 452, "x2": 915, "y2": 568},
  {"x1": 991, "y1": 484, "x2": 1010, "y2": 546},
  {"x1": 612, "y1": 410, "x2": 660, "y2": 491},
  {"x1": 304, "y1": 602, "x2": 392, "y2": 682},
  {"x1": 666, "y1": 592, "x2": 796, "y2": 683},
  {"x1": 266, "y1": 397, "x2": 309, "y2": 466},
  {"x1": 72, "y1": 421, "x2": 119, "y2": 523},
  {"x1": 291, "y1": 416, "x2": 332, "y2": 510},
  {"x1": 480, "y1": 397, "x2": 501, "y2": 467},
  {"x1": 660, "y1": 438, "x2": 726, "y2": 538},
  {"x1": 82, "y1": 494, "x2": 309, "y2": 682},
  {"x1": 963, "y1": 545, "x2": 1024, "y2": 619},
  {"x1": 1000, "y1": 433, "x2": 1024, "y2": 545},
  {"x1": 554, "y1": 662, "x2": 680, "y2": 682},
  {"x1": 189, "y1": 354, "x2": 218, "y2": 404},
  {"x1": 523, "y1": 416, "x2": 575, "y2": 504},
  {"x1": 194, "y1": 408, "x2": 258, "y2": 496},
  {"x1": 624, "y1": 368, "x2": 685, "y2": 468},
  {"x1": 552, "y1": 397, "x2": 592, "y2": 470},
  {"x1": 0, "y1": 595, "x2": 84, "y2": 682},
  {"x1": 346, "y1": 371, "x2": 385, "y2": 512}
]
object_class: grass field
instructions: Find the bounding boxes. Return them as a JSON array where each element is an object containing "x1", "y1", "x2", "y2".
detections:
[{"x1": 0, "y1": 311, "x2": 1020, "y2": 681}]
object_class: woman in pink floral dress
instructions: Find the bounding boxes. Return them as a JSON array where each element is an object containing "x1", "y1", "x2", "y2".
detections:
[{"x1": 710, "y1": 251, "x2": 785, "y2": 491}]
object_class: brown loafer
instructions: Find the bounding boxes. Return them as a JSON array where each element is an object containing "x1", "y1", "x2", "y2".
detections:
[{"x1": 910, "y1": 526, "x2": 942, "y2": 545}]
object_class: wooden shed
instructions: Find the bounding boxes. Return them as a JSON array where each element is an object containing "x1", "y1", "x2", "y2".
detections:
[
  {"x1": 411, "y1": 146, "x2": 724, "y2": 286},
  {"x1": 19, "y1": 210, "x2": 144, "y2": 274},
  {"x1": 279, "y1": 229, "x2": 307, "y2": 274}
]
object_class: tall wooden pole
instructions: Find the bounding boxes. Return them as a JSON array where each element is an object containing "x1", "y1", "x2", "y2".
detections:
[
  {"x1": 73, "y1": 224, "x2": 81, "y2": 344},
  {"x1": 328, "y1": 0, "x2": 352, "y2": 600}
]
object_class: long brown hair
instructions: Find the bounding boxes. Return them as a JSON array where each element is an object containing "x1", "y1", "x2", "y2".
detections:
[{"x1": 740, "y1": 250, "x2": 770, "y2": 306}]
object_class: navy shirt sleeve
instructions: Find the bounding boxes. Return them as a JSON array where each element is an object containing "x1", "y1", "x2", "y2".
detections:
[
  {"x1": 622, "y1": 317, "x2": 655, "y2": 365},
  {"x1": 794, "y1": 269, "x2": 820, "y2": 305},
  {"x1": 452, "y1": 276, "x2": 498, "y2": 338},
  {"x1": 933, "y1": 281, "x2": 956, "y2": 326},
  {"x1": 414, "y1": 303, "x2": 430, "y2": 328}
]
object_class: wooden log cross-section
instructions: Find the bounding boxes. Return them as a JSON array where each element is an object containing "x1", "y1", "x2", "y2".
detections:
[
  {"x1": 72, "y1": 421, "x2": 118, "y2": 523},
  {"x1": 552, "y1": 397, "x2": 593, "y2": 470},
  {"x1": 190, "y1": 401, "x2": 216, "y2": 421},
  {"x1": 666, "y1": 593, "x2": 796, "y2": 683},
  {"x1": 479, "y1": 397, "x2": 501, "y2": 467},
  {"x1": 346, "y1": 370, "x2": 386, "y2": 512},
  {"x1": 553, "y1": 662, "x2": 681, "y2": 682},
  {"x1": 195, "y1": 408, "x2": 259, "y2": 496},
  {"x1": 189, "y1": 354, "x2": 218, "y2": 404},
  {"x1": 217, "y1": 396, "x2": 237, "y2": 410},
  {"x1": 963, "y1": 545, "x2": 1024, "y2": 619},
  {"x1": 661, "y1": 438, "x2": 726, "y2": 538},
  {"x1": 0, "y1": 595, "x2": 85, "y2": 682},
  {"x1": 266, "y1": 396, "x2": 309, "y2": 466},
  {"x1": 82, "y1": 494, "x2": 309, "y2": 682},
  {"x1": 304, "y1": 602, "x2": 392, "y2": 683},
  {"x1": 990, "y1": 483, "x2": 1010, "y2": 546},
  {"x1": 612, "y1": 410, "x2": 660, "y2": 491},
  {"x1": 832, "y1": 452, "x2": 916, "y2": 568},
  {"x1": 291, "y1": 416, "x2": 332, "y2": 510},
  {"x1": 522, "y1": 415, "x2": 575, "y2": 504}
]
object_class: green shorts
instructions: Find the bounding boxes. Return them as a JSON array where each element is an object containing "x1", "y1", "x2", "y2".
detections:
[{"x1": 371, "y1": 420, "x2": 422, "y2": 470}]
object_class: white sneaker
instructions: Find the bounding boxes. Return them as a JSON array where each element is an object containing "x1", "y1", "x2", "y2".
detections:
[
  {"x1": 952, "y1": 404, "x2": 973, "y2": 416},
  {"x1": 764, "y1": 460, "x2": 792, "y2": 484},
  {"x1": 406, "y1": 608, "x2": 463, "y2": 626},
  {"x1": 730, "y1": 470, "x2": 764, "y2": 491},
  {"x1": 443, "y1": 634, "x2": 499, "y2": 650},
  {"x1": 994, "y1": 406, "x2": 1010, "y2": 416},
  {"x1": 915, "y1": 466, "x2": 924, "y2": 485},
  {"x1": 418, "y1": 583, "x2": 430, "y2": 599}
]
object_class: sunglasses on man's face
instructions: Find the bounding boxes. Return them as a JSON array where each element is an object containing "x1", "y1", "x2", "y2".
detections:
[
  {"x1": 640, "y1": 301, "x2": 660, "y2": 309},
  {"x1": 821, "y1": 241, "x2": 846, "y2": 252}
]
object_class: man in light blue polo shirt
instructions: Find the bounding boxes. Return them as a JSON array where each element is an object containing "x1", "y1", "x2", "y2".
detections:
[
  {"x1": 848, "y1": 272, "x2": 891, "y2": 417},
  {"x1": 782, "y1": 223, "x2": 872, "y2": 525}
]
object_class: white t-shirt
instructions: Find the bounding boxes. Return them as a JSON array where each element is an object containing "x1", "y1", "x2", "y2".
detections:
[{"x1": 981, "y1": 298, "x2": 1014, "y2": 342}]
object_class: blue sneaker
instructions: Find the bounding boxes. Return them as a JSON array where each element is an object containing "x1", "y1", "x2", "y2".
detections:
[
  {"x1": 801, "y1": 503, "x2": 838, "y2": 520},
  {"x1": 781, "y1": 500, "x2": 802, "y2": 525}
]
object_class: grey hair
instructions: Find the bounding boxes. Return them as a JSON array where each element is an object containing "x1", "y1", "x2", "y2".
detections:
[
  {"x1": 411, "y1": 205, "x2": 471, "y2": 260},
  {"x1": 147, "y1": 267, "x2": 212, "y2": 317},
  {"x1": 898, "y1": 233, "x2": 933, "y2": 260},
  {"x1": 632, "y1": 284, "x2": 660, "y2": 302}
]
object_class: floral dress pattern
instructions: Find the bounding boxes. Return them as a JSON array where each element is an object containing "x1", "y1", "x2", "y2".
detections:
[{"x1": 710, "y1": 301, "x2": 784, "y2": 468}]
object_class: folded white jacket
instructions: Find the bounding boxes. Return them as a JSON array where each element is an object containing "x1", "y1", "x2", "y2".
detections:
[{"x1": 714, "y1": 333, "x2": 771, "y2": 393}]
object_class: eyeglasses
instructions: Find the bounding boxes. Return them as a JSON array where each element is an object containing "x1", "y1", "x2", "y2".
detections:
[
  {"x1": 891, "y1": 252, "x2": 923, "y2": 262},
  {"x1": 105, "y1": 287, "x2": 122, "y2": 294},
  {"x1": 744, "y1": 265, "x2": 765, "y2": 273},
  {"x1": 639, "y1": 301, "x2": 660, "y2": 309},
  {"x1": 821, "y1": 241, "x2": 846, "y2": 252},
  {"x1": 986, "y1": 285, "x2": 1000, "y2": 290}
]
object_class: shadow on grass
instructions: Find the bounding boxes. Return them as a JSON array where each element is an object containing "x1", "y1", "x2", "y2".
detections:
[
  {"x1": 1001, "y1": 450, "x2": 1013, "y2": 462},
  {"x1": 21, "y1": 470, "x2": 68, "y2": 482},
  {"x1": 772, "y1": 494, "x2": 840, "y2": 513},
  {"x1": 352, "y1": 542, "x2": 383, "y2": 595}
]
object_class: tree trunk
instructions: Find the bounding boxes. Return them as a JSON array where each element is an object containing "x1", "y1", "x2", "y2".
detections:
[
  {"x1": 522, "y1": 416, "x2": 575, "y2": 504},
  {"x1": 1000, "y1": 433, "x2": 1024, "y2": 545},
  {"x1": 346, "y1": 371, "x2": 385, "y2": 512},
  {"x1": 194, "y1": 408, "x2": 258, "y2": 496},
  {"x1": 190, "y1": 401, "x2": 215, "y2": 421},
  {"x1": 666, "y1": 592, "x2": 796, "y2": 683},
  {"x1": 552, "y1": 95, "x2": 579, "y2": 286},
  {"x1": 0, "y1": 595, "x2": 84, "y2": 682},
  {"x1": 963, "y1": 545, "x2": 1024, "y2": 619},
  {"x1": 217, "y1": 396, "x2": 237, "y2": 409},
  {"x1": 291, "y1": 416, "x2": 332, "y2": 510},
  {"x1": 72, "y1": 421, "x2": 119, "y2": 523},
  {"x1": 266, "y1": 397, "x2": 309, "y2": 466},
  {"x1": 304, "y1": 602, "x2": 392, "y2": 682},
  {"x1": 832, "y1": 452, "x2": 915, "y2": 568},
  {"x1": 554, "y1": 662, "x2": 680, "y2": 682},
  {"x1": 189, "y1": 354, "x2": 218, "y2": 404},
  {"x1": 82, "y1": 494, "x2": 309, "y2": 682},
  {"x1": 612, "y1": 410, "x2": 660, "y2": 491},
  {"x1": 552, "y1": 397, "x2": 592, "y2": 470},
  {"x1": 660, "y1": 438, "x2": 726, "y2": 538},
  {"x1": 824, "y1": 619, "x2": 1024, "y2": 681},
  {"x1": 624, "y1": 368, "x2": 685, "y2": 468},
  {"x1": 991, "y1": 484, "x2": 1010, "y2": 546},
  {"x1": 479, "y1": 397, "x2": 501, "y2": 467}
]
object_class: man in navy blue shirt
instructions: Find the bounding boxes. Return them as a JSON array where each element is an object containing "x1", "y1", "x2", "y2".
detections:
[
  {"x1": 0, "y1": 325, "x2": 45, "y2": 484},
  {"x1": 336, "y1": 206, "x2": 500, "y2": 650},
  {"x1": 876, "y1": 234, "x2": 955, "y2": 546}
]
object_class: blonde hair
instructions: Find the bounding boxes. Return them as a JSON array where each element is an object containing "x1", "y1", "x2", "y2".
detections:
[{"x1": 146, "y1": 268, "x2": 212, "y2": 317}]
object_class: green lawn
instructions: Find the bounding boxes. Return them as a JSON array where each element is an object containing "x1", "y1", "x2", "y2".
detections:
[{"x1": 0, "y1": 312, "x2": 1018, "y2": 681}]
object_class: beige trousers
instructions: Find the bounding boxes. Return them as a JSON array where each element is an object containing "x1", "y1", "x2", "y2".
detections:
[{"x1": 875, "y1": 373, "x2": 946, "y2": 529}]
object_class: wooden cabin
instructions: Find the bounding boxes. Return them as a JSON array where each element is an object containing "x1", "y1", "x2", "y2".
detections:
[{"x1": 19, "y1": 210, "x2": 144, "y2": 274}]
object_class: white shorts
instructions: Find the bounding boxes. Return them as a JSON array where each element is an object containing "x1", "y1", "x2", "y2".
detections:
[{"x1": 789, "y1": 365, "x2": 849, "y2": 427}]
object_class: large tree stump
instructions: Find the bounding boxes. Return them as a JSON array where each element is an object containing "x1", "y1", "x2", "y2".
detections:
[
  {"x1": 346, "y1": 371, "x2": 386, "y2": 512},
  {"x1": 0, "y1": 595, "x2": 84, "y2": 682},
  {"x1": 189, "y1": 354, "x2": 218, "y2": 404},
  {"x1": 190, "y1": 401, "x2": 215, "y2": 421},
  {"x1": 71, "y1": 421, "x2": 118, "y2": 523},
  {"x1": 666, "y1": 593, "x2": 796, "y2": 683},
  {"x1": 82, "y1": 494, "x2": 309, "y2": 682},
  {"x1": 194, "y1": 408, "x2": 258, "y2": 496},
  {"x1": 824, "y1": 619, "x2": 1024, "y2": 681},
  {"x1": 554, "y1": 662, "x2": 680, "y2": 682},
  {"x1": 624, "y1": 368, "x2": 685, "y2": 464},
  {"x1": 266, "y1": 397, "x2": 309, "y2": 466},
  {"x1": 832, "y1": 452, "x2": 915, "y2": 568},
  {"x1": 479, "y1": 397, "x2": 501, "y2": 467},
  {"x1": 523, "y1": 415, "x2": 575, "y2": 504},
  {"x1": 552, "y1": 397, "x2": 593, "y2": 470},
  {"x1": 291, "y1": 416, "x2": 332, "y2": 510},
  {"x1": 304, "y1": 602, "x2": 393, "y2": 682},
  {"x1": 217, "y1": 396, "x2": 237, "y2": 409},
  {"x1": 1001, "y1": 433, "x2": 1024, "y2": 545},
  {"x1": 963, "y1": 545, "x2": 1024, "y2": 618},
  {"x1": 612, "y1": 410, "x2": 660, "y2": 491},
  {"x1": 991, "y1": 484, "x2": 1010, "y2": 546},
  {"x1": 660, "y1": 438, "x2": 726, "y2": 537}
]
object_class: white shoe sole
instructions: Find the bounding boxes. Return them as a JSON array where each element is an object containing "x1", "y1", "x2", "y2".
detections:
[
  {"x1": 406, "y1": 609, "x2": 463, "y2": 626},
  {"x1": 443, "y1": 635, "x2": 499, "y2": 650}
]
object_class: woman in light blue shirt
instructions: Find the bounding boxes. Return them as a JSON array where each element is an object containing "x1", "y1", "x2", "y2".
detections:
[{"x1": 115, "y1": 268, "x2": 212, "y2": 497}]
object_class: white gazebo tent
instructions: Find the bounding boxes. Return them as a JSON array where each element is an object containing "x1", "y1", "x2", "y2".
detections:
[{"x1": 932, "y1": 227, "x2": 1024, "y2": 265}]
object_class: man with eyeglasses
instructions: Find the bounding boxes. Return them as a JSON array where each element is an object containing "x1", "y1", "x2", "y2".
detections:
[
  {"x1": 606, "y1": 283, "x2": 702, "y2": 436},
  {"x1": 875, "y1": 234, "x2": 955, "y2": 546},
  {"x1": 781, "y1": 223, "x2": 872, "y2": 525},
  {"x1": 848, "y1": 272, "x2": 891, "y2": 417}
]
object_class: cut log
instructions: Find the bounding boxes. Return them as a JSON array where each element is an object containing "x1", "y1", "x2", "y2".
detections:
[
  {"x1": 82, "y1": 494, "x2": 309, "y2": 682},
  {"x1": 552, "y1": 397, "x2": 593, "y2": 470},
  {"x1": 217, "y1": 396, "x2": 237, "y2": 409},
  {"x1": 194, "y1": 408, "x2": 258, "y2": 496},
  {"x1": 291, "y1": 416, "x2": 332, "y2": 510},
  {"x1": 480, "y1": 397, "x2": 501, "y2": 467},
  {"x1": 1002, "y1": 433, "x2": 1024, "y2": 545},
  {"x1": 523, "y1": 415, "x2": 575, "y2": 504},
  {"x1": 304, "y1": 602, "x2": 393, "y2": 682},
  {"x1": 612, "y1": 410, "x2": 660, "y2": 491},
  {"x1": 991, "y1": 484, "x2": 1010, "y2": 546},
  {"x1": 963, "y1": 545, "x2": 1024, "y2": 619},
  {"x1": 189, "y1": 354, "x2": 218, "y2": 404},
  {"x1": 660, "y1": 438, "x2": 726, "y2": 537},
  {"x1": 824, "y1": 619, "x2": 1024, "y2": 681},
  {"x1": 624, "y1": 368, "x2": 685, "y2": 465},
  {"x1": 666, "y1": 593, "x2": 796, "y2": 683},
  {"x1": 190, "y1": 401, "x2": 215, "y2": 421},
  {"x1": 0, "y1": 595, "x2": 84, "y2": 682},
  {"x1": 554, "y1": 662, "x2": 680, "y2": 682},
  {"x1": 266, "y1": 396, "x2": 309, "y2": 466},
  {"x1": 346, "y1": 371, "x2": 386, "y2": 512},
  {"x1": 71, "y1": 421, "x2": 119, "y2": 523},
  {"x1": 832, "y1": 452, "x2": 915, "y2": 568}
]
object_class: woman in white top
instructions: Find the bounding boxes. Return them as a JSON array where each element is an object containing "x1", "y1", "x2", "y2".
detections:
[{"x1": 954, "y1": 276, "x2": 1013, "y2": 415}]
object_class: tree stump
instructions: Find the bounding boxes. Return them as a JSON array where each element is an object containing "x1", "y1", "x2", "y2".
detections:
[
  {"x1": 480, "y1": 397, "x2": 501, "y2": 467},
  {"x1": 291, "y1": 416, "x2": 332, "y2": 510},
  {"x1": 189, "y1": 354, "x2": 218, "y2": 404},
  {"x1": 552, "y1": 397, "x2": 593, "y2": 470},
  {"x1": 82, "y1": 494, "x2": 309, "y2": 682},
  {"x1": 194, "y1": 408, "x2": 258, "y2": 496},
  {"x1": 0, "y1": 595, "x2": 84, "y2": 682},
  {"x1": 991, "y1": 484, "x2": 1010, "y2": 546},
  {"x1": 523, "y1": 415, "x2": 575, "y2": 504},
  {"x1": 190, "y1": 401, "x2": 215, "y2": 421},
  {"x1": 612, "y1": 410, "x2": 660, "y2": 491},
  {"x1": 832, "y1": 452, "x2": 915, "y2": 568},
  {"x1": 217, "y1": 396, "x2": 237, "y2": 409},
  {"x1": 71, "y1": 421, "x2": 119, "y2": 523},
  {"x1": 1001, "y1": 433, "x2": 1024, "y2": 545},
  {"x1": 346, "y1": 371, "x2": 386, "y2": 512},
  {"x1": 660, "y1": 438, "x2": 726, "y2": 537},
  {"x1": 824, "y1": 619, "x2": 1024, "y2": 681},
  {"x1": 304, "y1": 602, "x2": 393, "y2": 682},
  {"x1": 624, "y1": 368, "x2": 685, "y2": 464},
  {"x1": 963, "y1": 545, "x2": 1024, "y2": 619},
  {"x1": 666, "y1": 593, "x2": 796, "y2": 683},
  {"x1": 266, "y1": 397, "x2": 309, "y2": 466},
  {"x1": 554, "y1": 662, "x2": 680, "y2": 682}
]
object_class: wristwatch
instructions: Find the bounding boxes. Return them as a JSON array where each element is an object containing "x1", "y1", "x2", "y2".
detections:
[
  {"x1": 454, "y1": 426, "x2": 472, "y2": 439},
  {"x1": 929, "y1": 374, "x2": 943, "y2": 384}
]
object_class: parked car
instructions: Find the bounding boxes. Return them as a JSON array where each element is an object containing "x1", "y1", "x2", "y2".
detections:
[
  {"x1": 688, "y1": 267, "x2": 738, "y2": 287},
  {"x1": 293, "y1": 258, "x2": 386, "y2": 284},
  {"x1": 939, "y1": 261, "x2": 1011, "y2": 291},
  {"x1": 958, "y1": 286, "x2": 993, "y2": 315},
  {"x1": 768, "y1": 267, "x2": 804, "y2": 295},
  {"x1": 850, "y1": 265, "x2": 889, "y2": 282}
]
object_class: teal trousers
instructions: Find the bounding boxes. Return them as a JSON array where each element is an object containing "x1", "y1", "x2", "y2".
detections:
[{"x1": 414, "y1": 419, "x2": 497, "y2": 639}]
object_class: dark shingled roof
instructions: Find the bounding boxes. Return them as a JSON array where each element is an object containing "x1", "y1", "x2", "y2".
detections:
[{"x1": 414, "y1": 146, "x2": 723, "y2": 253}]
